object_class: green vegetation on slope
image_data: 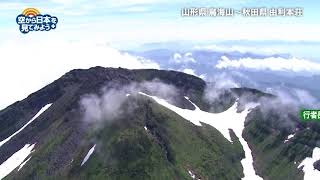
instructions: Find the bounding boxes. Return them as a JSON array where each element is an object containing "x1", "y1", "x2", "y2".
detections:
[
  {"x1": 243, "y1": 108, "x2": 320, "y2": 180},
  {"x1": 7, "y1": 95, "x2": 245, "y2": 180}
]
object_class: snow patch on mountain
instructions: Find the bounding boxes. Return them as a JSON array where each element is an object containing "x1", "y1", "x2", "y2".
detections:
[
  {"x1": 0, "y1": 144, "x2": 35, "y2": 179},
  {"x1": 81, "y1": 144, "x2": 96, "y2": 166},
  {"x1": 298, "y1": 147, "x2": 320, "y2": 180},
  {"x1": 187, "y1": 170, "x2": 196, "y2": 179},
  {"x1": 0, "y1": 104, "x2": 52, "y2": 147},
  {"x1": 284, "y1": 133, "x2": 295, "y2": 143},
  {"x1": 139, "y1": 93, "x2": 202, "y2": 126},
  {"x1": 18, "y1": 157, "x2": 31, "y2": 171},
  {"x1": 139, "y1": 92, "x2": 262, "y2": 180}
]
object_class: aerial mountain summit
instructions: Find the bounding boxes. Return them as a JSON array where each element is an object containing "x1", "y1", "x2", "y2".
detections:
[{"x1": 0, "y1": 67, "x2": 319, "y2": 180}]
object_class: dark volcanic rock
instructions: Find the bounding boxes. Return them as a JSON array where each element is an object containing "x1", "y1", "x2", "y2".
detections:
[{"x1": 314, "y1": 159, "x2": 320, "y2": 171}]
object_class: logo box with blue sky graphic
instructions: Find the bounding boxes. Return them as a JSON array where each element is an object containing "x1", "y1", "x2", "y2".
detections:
[{"x1": 16, "y1": 8, "x2": 58, "y2": 34}]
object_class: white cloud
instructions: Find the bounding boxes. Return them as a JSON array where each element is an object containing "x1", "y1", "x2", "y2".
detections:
[
  {"x1": 210, "y1": 72, "x2": 240, "y2": 89},
  {"x1": 0, "y1": 38, "x2": 159, "y2": 110},
  {"x1": 50, "y1": 0, "x2": 76, "y2": 4},
  {"x1": 181, "y1": 69, "x2": 206, "y2": 79},
  {"x1": 0, "y1": 2, "x2": 27, "y2": 11},
  {"x1": 49, "y1": 0, "x2": 161, "y2": 7},
  {"x1": 193, "y1": 44, "x2": 283, "y2": 55},
  {"x1": 107, "y1": 0, "x2": 161, "y2": 6},
  {"x1": 80, "y1": 81, "x2": 178, "y2": 125},
  {"x1": 293, "y1": 89, "x2": 318, "y2": 106},
  {"x1": 164, "y1": 21, "x2": 320, "y2": 42},
  {"x1": 122, "y1": 6, "x2": 149, "y2": 13},
  {"x1": 216, "y1": 56, "x2": 320, "y2": 73},
  {"x1": 267, "y1": 88, "x2": 319, "y2": 108},
  {"x1": 171, "y1": 52, "x2": 196, "y2": 64},
  {"x1": 182, "y1": 69, "x2": 196, "y2": 76},
  {"x1": 173, "y1": 53, "x2": 182, "y2": 60},
  {"x1": 204, "y1": 73, "x2": 239, "y2": 103}
]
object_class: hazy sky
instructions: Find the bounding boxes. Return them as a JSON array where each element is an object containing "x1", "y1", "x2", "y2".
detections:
[{"x1": 0, "y1": 0, "x2": 319, "y2": 44}]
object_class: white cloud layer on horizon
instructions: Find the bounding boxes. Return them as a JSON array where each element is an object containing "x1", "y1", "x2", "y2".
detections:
[
  {"x1": 216, "y1": 56, "x2": 320, "y2": 73},
  {"x1": 0, "y1": 38, "x2": 159, "y2": 110},
  {"x1": 193, "y1": 44, "x2": 283, "y2": 55}
]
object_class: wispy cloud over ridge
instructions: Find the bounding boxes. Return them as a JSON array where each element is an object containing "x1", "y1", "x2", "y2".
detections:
[{"x1": 80, "y1": 80, "x2": 178, "y2": 125}]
